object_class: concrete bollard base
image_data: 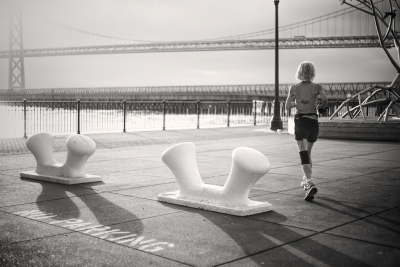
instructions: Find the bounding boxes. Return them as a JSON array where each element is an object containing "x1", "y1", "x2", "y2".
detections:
[
  {"x1": 20, "y1": 171, "x2": 102, "y2": 184},
  {"x1": 158, "y1": 190, "x2": 272, "y2": 216}
]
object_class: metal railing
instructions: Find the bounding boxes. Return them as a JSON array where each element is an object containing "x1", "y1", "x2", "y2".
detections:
[
  {"x1": 326, "y1": 99, "x2": 387, "y2": 118},
  {"x1": 0, "y1": 99, "x2": 386, "y2": 139},
  {"x1": 0, "y1": 99, "x2": 292, "y2": 138}
]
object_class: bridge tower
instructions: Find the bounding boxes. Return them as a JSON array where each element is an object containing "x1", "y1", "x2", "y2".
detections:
[{"x1": 8, "y1": 5, "x2": 25, "y2": 90}]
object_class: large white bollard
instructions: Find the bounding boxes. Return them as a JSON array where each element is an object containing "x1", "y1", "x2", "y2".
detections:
[
  {"x1": 20, "y1": 133, "x2": 101, "y2": 184},
  {"x1": 158, "y1": 142, "x2": 272, "y2": 216}
]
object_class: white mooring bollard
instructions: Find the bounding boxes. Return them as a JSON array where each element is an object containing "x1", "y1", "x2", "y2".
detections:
[
  {"x1": 20, "y1": 133, "x2": 101, "y2": 184},
  {"x1": 157, "y1": 142, "x2": 272, "y2": 216}
]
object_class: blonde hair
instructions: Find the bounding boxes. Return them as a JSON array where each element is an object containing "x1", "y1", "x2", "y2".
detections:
[{"x1": 296, "y1": 61, "x2": 316, "y2": 82}]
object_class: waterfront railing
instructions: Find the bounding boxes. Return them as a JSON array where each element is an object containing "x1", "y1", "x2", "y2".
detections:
[{"x1": 0, "y1": 99, "x2": 382, "y2": 139}]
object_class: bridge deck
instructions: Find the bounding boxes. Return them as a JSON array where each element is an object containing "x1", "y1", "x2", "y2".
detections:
[{"x1": 0, "y1": 36, "x2": 394, "y2": 58}]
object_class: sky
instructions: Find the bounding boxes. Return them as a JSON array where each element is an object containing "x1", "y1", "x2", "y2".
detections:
[{"x1": 0, "y1": 0, "x2": 398, "y2": 89}]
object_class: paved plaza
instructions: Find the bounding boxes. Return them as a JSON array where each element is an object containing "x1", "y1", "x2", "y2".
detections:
[{"x1": 0, "y1": 125, "x2": 399, "y2": 266}]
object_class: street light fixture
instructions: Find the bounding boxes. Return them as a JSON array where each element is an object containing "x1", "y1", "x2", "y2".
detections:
[{"x1": 270, "y1": 0, "x2": 283, "y2": 131}]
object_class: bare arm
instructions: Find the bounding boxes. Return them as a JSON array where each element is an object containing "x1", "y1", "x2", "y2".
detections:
[
  {"x1": 316, "y1": 85, "x2": 328, "y2": 116},
  {"x1": 285, "y1": 85, "x2": 295, "y2": 111},
  {"x1": 318, "y1": 86, "x2": 328, "y2": 109}
]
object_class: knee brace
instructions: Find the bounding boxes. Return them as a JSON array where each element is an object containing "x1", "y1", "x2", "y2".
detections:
[{"x1": 299, "y1": 151, "x2": 310, "y2": 165}]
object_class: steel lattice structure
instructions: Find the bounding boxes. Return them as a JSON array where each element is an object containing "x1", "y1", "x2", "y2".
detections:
[
  {"x1": 8, "y1": 6, "x2": 25, "y2": 90},
  {"x1": 0, "y1": 36, "x2": 395, "y2": 59},
  {"x1": 0, "y1": 82, "x2": 391, "y2": 101}
]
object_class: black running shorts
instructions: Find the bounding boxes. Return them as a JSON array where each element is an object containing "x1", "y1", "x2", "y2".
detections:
[{"x1": 294, "y1": 116, "x2": 319, "y2": 143}]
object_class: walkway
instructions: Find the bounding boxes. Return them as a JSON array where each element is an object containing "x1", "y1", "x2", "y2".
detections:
[{"x1": 0, "y1": 126, "x2": 399, "y2": 266}]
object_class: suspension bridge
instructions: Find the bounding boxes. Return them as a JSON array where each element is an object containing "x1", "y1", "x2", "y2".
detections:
[{"x1": 0, "y1": 0, "x2": 396, "y2": 97}]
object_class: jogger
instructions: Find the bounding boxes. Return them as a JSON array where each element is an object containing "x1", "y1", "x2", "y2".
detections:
[{"x1": 285, "y1": 61, "x2": 328, "y2": 201}]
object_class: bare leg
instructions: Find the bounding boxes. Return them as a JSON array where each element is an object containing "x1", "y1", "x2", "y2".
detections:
[
  {"x1": 296, "y1": 139, "x2": 312, "y2": 181},
  {"x1": 296, "y1": 139, "x2": 317, "y2": 200},
  {"x1": 307, "y1": 141, "x2": 314, "y2": 168}
]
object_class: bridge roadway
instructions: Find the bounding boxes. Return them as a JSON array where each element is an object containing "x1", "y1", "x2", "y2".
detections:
[
  {"x1": 0, "y1": 36, "x2": 395, "y2": 58},
  {"x1": 0, "y1": 82, "x2": 391, "y2": 101}
]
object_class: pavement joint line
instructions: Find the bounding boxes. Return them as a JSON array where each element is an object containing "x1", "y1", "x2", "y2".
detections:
[
  {"x1": 313, "y1": 197, "x2": 397, "y2": 216},
  {"x1": 322, "y1": 232, "x2": 400, "y2": 250},
  {"x1": 246, "y1": 192, "x2": 392, "y2": 227},
  {"x1": 314, "y1": 205, "x2": 400, "y2": 249},
  {"x1": 5, "y1": 203, "x2": 186, "y2": 229},
  {"x1": 93, "y1": 141, "x2": 113, "y2": 149},
  {"x1": 242, "y1": 211, "x2": 323, "y2": 234},
  {"x1": 0, "y1": 189, "x2": 99, "y2": 209},
  {"x1": 274, "y1": 191, "x2": 397, "y2": 209},
  {"x1": 313, "y1": 173, "x2": 400, "y2": 184},
  {"x1": 330, "y1": 180, "x2": 400, "y2": 188},
  {"x1": 263, "y1": 179, "x2": 347, "y2": 195},
  {"x1": 89, "y1": 181, "x2": 178, "y2": 194},
  {"x1": 341, "y1": 147, "x2": 400, "y2": 158},
  {"x1": 310, "y1": 151, "x2": 400, "y2": 165},
  {"x1": 361, "y1": 205, "x2": 399, "y2": 219},
  {"x1": 269, "y1": 167, "x2": 398, "y2": 181},
  {"x1": 87, "y1": 182, "x2": 177, "y2": 194},
  {"x1": 204, "y1": 172, "x2": 379, "y2": 196},
  {"x1": 0, "y1": 232, "x2": 74, "y2": 248},
  {"x1": 97, "y1": 236, "x2": 194, "y2": 267},
  {"x1": 212, "y1": 231, "x2": 322, "y2": 267}
]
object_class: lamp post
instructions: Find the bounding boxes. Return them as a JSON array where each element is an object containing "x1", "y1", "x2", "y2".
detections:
[{"x1": 270, "y1": 0, "x2": 283, "y2": 131}]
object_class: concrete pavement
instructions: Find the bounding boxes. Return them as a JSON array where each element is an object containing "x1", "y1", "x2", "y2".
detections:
[{"x1": 0, "y1": 125, "x2": 399, "y2": 266}]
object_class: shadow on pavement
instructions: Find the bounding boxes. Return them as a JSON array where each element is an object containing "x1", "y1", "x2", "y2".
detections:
[
  {"x1": 315, "y1": 197, "x2": 400, "y2": 235},
  {"x1": 29, "y1": 180, "x2": 144, "y2": 235},
  {"x1": 196, "y1": 209, "x2": 374, "y2": 267}
]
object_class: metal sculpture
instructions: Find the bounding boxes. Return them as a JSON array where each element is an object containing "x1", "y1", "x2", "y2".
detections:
[
  {"x1": 158, "y1": 142, "x2": 272, "y2": 216},
  {"x1": 331, "y1": 0, "x2": 400, "y2": 121}
]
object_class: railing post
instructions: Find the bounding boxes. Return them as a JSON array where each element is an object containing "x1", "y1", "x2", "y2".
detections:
[
  {"x1": 336, "y1": 100, "x2": 339, "y2": 117},
  {"x1": 163, "y1": 100, "x2": 166, "y2": 131},
  {"x1": 326, "y1": 101, "x2": 330, "y2": 116},
  {"x1": 227, "y1": 100, "x2": 230, "y2": 127},
  {"x1": 77, "y1": 99, "x2": 81, "y2": 134},
  {"x1": 197, "y1": 100, "x2": 200, "y2": 129},
  {"x1": 253, "y1": 100, "x2": 257, "y2": 126},
  {"x1": 123, "y1": 99, "x2": 126, "y2": 133},
  {"x1": 23, "y1": 99, "x2": 27, "y2": 139},
  {"x1": 268, "y1": 101, "x2": 272, "y2": 117}
]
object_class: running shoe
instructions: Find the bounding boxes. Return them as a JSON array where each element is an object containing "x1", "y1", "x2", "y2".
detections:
[{"x1": 304, "y1": 184, "x2": 318, "y2": 201}]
